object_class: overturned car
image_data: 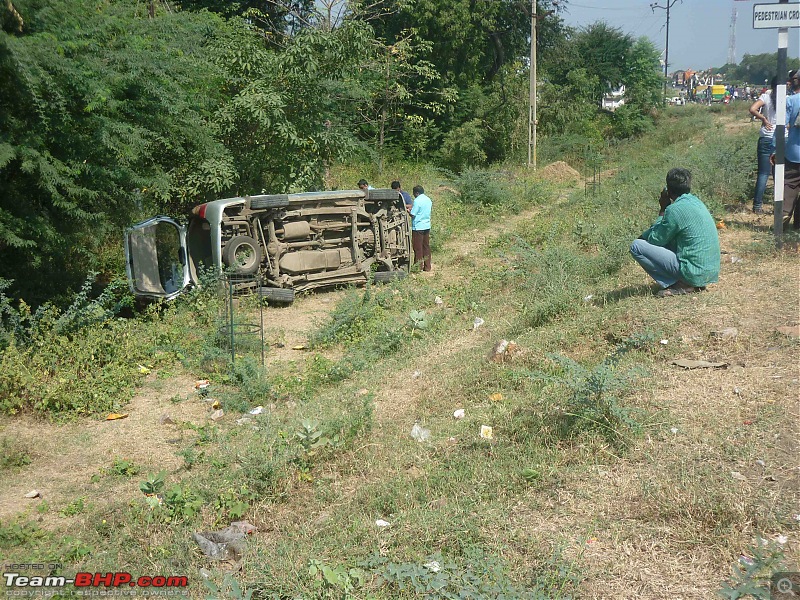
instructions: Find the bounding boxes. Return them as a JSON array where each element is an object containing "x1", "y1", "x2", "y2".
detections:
[{"x1": 125, "y1": 188, "x2": 411, "y2": 304}]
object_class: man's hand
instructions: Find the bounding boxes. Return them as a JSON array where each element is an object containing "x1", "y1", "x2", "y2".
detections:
[{"x1": 658, "y1": 188, "x2": 671, "y2": 214}]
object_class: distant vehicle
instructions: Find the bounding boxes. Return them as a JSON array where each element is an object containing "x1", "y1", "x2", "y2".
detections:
[
  {"x1": 124, "y1": 189, "x2": 412, "y2": 304},
  {"x1": 601, "y1": 85, "x2": 625, "y2": 112}
]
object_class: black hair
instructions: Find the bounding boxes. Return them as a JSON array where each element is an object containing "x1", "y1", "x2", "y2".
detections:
[
  {"x1": 666, "y1": 168, "x2": 691, "y2": 197},
  {"x1": 412, "y1": 185, "x2": 424, "y2": 196},
  {"x1": 391, "y1": 181, "x2": 401, "y2": 190},
  {"x1": 357, "y1": 179, "x2": 368, "y2": 187}
]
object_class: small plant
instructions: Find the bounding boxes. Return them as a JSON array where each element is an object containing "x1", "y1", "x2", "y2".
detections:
[
  {"x1": 408, "y1": 310, "x2": 428, "y2": 330},
  {"x1": 718, "y1": 537, "x2": 787, "y2": 600},
  {"x1": 0, "y1": 438, "x2": 31, "y2": 470},
  {"x1": 139, "y1": 471, "x2": 167, "y2": 496},
  {"x1": 308, "y1": 559, "x2": 366, "y2": 597},
  {"x1": 163, "y1": 484, "x2": 203, "y2": 520},
  {"x1": 59, "y1": 497, "x2": 87, "y2": 517},
  {"x1": 107, "y1": 458, "x2": 140, "y2": 477},
  {"x1": 203, "y1": 574, "x2": 253, "y2": 600},
  {"x1": 534, "y1": 352, "x2": 644, "y2": 447}
]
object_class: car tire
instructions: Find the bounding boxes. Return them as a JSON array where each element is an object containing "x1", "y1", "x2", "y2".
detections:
[
  {"x1": 249, "y1": 195, "x2": 290, "y2": 210},
  {"x1": 257, "y1": 287, "x2": 295, "y2": 304},
  {"x1": 368, "y1": 189, "x2": 401, "y2": 201},
  {"x1": 223, "y1": 235, "x2": 262, "y2": 275},
  {"x1": 373, "y1": 270, "x2": 407, "y2": 283}
]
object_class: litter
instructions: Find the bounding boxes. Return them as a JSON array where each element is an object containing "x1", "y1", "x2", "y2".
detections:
[
  {"x1": 583, "y1": 294, "x2": 593, "y2": 302},
  {"x1": 210, "y1": 409, "x2": 224, "y2": 421},
  {"x1": 105, "y1": 413, "x2": 128, "y2": 421},
  {"x1": 159, "y1": 414, "x2": 174, "y2": 425},
  {"x1": 412, "y1": 370, "x2": 422, "y2": 380},
  {"x1": 137, "y1": 364, "x2": 151, "y2": 375},
  {"x1": 423, "y1": 561, "x2": 441, "y2": 573},
  {"x1": 480, "y1": 425, "x2": 493, "y2": 440},
  {"x1": 472, "y1": 317, "x2": 485, "y2": 331},
  {"x1": 195, "y1": 380, "x2": 210, "y2": 390},
  {"x1": 730, "y1": 255, "x2": 743, "y2": 264},
  {"x1": 192, "y1": 521, "x2": 256, "y2": 563},
  {"x1": 24, "y1": 490, "x2": 41, "y2": 499},
  {"x1": 489, "y1": 393, "x2": 503, "y2": 402},
  {"x1": 249, "y1": 406, "x2": 264, "y2": 415},
  {"x1": 487, "y1": 340, "x2": 520, "y2": 363},
  {"x1": 730, "y1": 471, "x2": 747, "y2": 481},
  {"x1": 211, "y1": 400, "x2": 221, "y2": 410},
  {"x1": 375, "y1": 519, "x2": 390, "y2": 528},
  {"x1": 670, "y1": 427, "x2": 679, "y2": 434},
  {"x1": 660, "y1": 339, "x2": 668, "y2": 345},
  {"x1": 453, "y1": 409, "x2": 465, "y2": 419},
  {"x1": 434, "y1": 296, "x2": 443, "y2": 306},
  {"x1": 410, "y1": 422, "x2": 431, "y2": 442},
  {"x1": 711, "y1": 327, "x2": 738, "y2": 340}
]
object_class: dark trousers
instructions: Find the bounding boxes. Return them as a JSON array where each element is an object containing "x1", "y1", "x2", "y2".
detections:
[
  {"x1": 783, "y1": 160, "x2": 800, "y2": 229},
  {"x1": 412, "y1": 229, "x2": 431, "y2": 271}
]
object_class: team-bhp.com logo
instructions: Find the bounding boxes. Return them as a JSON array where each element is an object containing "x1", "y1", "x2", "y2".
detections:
[{"x1": 4, "y1": 572, "x2": 188, "y2": 594}]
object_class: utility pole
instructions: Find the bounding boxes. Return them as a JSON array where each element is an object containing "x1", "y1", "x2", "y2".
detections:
[
  {"x1": 651, "y1": 0, "x2": 682, "y2": 98},
  {"x1": 528, "y1": 0, "x2": 536, "y2": 169},
  {"x1": 528, "y1": 2, "x2": 556, "y2": 169}
]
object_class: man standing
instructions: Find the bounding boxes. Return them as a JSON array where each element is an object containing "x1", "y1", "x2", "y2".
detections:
[
  {"x1": 782, "y1": 72, "x2": 800, "y2": 229},
  {"x1": 630, "y1": 168, "x2": 720, "y2": 297},
  {"x1": 391, "y1": 180, "x2": 413, "y2": 211},
  {"x1": 410, "y1": 185, "x2": 432, "y2": 272}
]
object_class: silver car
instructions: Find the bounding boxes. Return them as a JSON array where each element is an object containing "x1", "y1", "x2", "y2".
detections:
[{"x1": 124, "y1": 189, "x2": 411, "y2": 303}]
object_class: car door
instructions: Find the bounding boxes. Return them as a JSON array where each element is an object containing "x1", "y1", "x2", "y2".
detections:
[{"x1": 124, "y1": 216, "x2": 192, "y2": 300}]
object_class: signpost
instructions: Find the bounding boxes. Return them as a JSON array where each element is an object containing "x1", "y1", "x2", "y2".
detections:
[
  {"x1": 752, "y1": 3, "x2": 800, "y2": 28},
  {"x1": 753, "y1": 1, "x2": 798, "y2": 238}
]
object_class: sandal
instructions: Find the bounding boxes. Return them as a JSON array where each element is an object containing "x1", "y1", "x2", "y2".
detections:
[{"x1": 657, "y1": 283, "x2": 703, "y2": 298}]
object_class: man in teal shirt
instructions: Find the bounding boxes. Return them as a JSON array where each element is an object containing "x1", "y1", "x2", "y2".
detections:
[
  {"x1": 410, "y1": 185, "x2": 432, "y2": 272},
  {"x1": 630, "y1": 168, "x2": 720, "y2": 297}
]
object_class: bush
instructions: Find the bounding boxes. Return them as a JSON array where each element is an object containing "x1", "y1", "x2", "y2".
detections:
[
  {"x1": 438, "y1": 120, "x2": 487, "y2": 172},
  {"x1": 451, "y1": 169, "x2": 512, "y2": 209}
]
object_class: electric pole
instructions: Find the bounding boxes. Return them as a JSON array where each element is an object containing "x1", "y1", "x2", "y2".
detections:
[
  {"x1": 528, "y1": 2, "x2": 556, "y2": 169},
  {"x1": 651, "y1": 0, "x2": 682, "y2": 98}
]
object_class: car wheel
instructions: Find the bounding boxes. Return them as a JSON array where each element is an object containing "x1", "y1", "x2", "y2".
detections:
[
  {"x1": 368, "y1": 189, "x2": 401, "y2": 201},
  {"x1": 373, "y1": 270, "x2": 407, "y2": 283},
  {"x1": 223, "y1": 235, "x2": 262, "y2": 275},
  {"x1": 249, "y1": 195, "x2": 290, "y2": 210},
  {"x1": 257, "y1": 287, "x2": 295, "y2": 304}
]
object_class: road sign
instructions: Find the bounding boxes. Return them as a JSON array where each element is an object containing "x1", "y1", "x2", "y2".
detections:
[{"x1": 752, "y1": 3, "x2": 800, "y2": 28}]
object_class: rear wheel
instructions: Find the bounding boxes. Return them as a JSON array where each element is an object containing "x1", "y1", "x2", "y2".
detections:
[
  {"x1": 257, "y1": 287, "x2": 295, "y2": 304},
  {"x1": 223, "y1": 235, "x2": 262, "y2": 275}
]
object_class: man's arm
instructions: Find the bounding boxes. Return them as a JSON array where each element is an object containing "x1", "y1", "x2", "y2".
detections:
[{"x1": 646, "y1": 208, "x2": 679, "y2": 248}]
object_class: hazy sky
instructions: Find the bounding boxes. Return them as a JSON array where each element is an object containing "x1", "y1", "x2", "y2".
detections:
[{"x1": 559, "y1": 0, "x2": 799, "y2": 72}]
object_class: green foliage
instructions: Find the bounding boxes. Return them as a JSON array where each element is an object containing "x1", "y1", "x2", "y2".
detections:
[
  {"x1": 59, "y1": 497, "x2": 87, "y2": 517},
  {"x1": 139, "y1": 471, "x2": 167, "y2": 496},
  {"x1": 439, "y1": 120, "x2": 487, "y2": 172},
  {"x1": 718, "y1": 52, "x2": 800, "y2": 86},
  {"x1": 718, "y1": 538, "x2": 787, "y2": 600},
  {"x1": 450, "y1": 168, "x2": 513, "y2": 208},
  {"x1": 535, "y1": 352, "x2": 644, "y2": 446},
  {"x1": 204, "y1": 573, "x2": 253, "y2": 600},
  {"x1": 0, "y1": 437, "x2": 31, "y2": 470},
  {"x1": 106, "y1": 458, "x2": 140, "y2": 478}
]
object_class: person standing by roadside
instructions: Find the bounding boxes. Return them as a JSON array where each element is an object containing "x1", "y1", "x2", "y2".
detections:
[
  {"x1": 749, "y1": 77, "x2": 779, "y2": 214},
  {"x1": 410, "y1": 185, "x2": 432, "y2": 272},
  {"x1": 391, "y1": 180, "x2": 413, "y2": 211},
  {"x1": 780, "y1": 72, "x2": 800, "y2": 229}
]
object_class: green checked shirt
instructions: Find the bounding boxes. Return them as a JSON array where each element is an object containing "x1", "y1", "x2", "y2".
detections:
[{"x1": 641, "y1": 193, "x2": 720, "y2": 287}]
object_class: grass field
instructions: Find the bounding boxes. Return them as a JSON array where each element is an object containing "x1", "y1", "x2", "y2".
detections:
[{"x1": 0, "y1": 104, "x2": 798, "y2": 599}]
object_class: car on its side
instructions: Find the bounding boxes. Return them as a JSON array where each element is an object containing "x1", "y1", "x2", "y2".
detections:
[{"x1": 124, "y1": 188, "x2": 411, "y2": 304}]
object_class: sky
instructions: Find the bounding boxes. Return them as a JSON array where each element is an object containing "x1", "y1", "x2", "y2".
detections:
[{"x1": 558, "y1": 0, "x2": 800, "y2": 72}]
